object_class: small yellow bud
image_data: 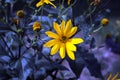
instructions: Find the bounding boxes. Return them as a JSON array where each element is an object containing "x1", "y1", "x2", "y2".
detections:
[
  {"x1": 17, "y1": 10, "x2": 24, "y2": 18},
  {"x1": 33, "y1": 21, "x2": 41, "y2": 31},
  {"x1": 101, "y1": 18, "x2": 109, "y2": 26},
  {"x1": 17, "y1": 29, "x2": 23, "y2": 33}
]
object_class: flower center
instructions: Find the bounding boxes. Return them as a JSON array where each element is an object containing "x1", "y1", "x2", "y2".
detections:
[
  {"x1": 60, "y1": 36, "x2": 68, "y2": 43},
  {"x1": 62, "y1": 36, "x2": 66, "y2": 40}
]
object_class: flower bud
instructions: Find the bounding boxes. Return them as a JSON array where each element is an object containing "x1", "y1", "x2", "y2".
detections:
[
  {"x1": 33, "y1": 21, "x2": 41, "y2": 31},
  {"x1": 101, "y1": 18, "x2": 109, "y2": 26},
  {"x1": 17, "y1": 10, "x2": 24, "y2": 18},
  {"x1": 13, "y1": 18, "x2": 19, "y2": 25}
]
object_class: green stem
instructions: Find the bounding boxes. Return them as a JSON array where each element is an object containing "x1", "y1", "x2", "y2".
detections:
[
  {"x1": 61, "y1": 0, "x2": 77, "y2": 15},
  {"x1": 62, "y1": 0, "x2": 65, "y2": 6},
  {"x1": 89, "y1": 6, "x2": 93, "y2": 28},
  {"x1": 34, "y1": 6, "x2": 42, "y2": 16},
  {"x1": 5, "y1": 9, "x2": 8, "y2": 23},
  {"x1": 93, "y1": 25, "x2": 103, "y2": 33},
  {"x1": 72, "y1": 6, "x2": 75, "y2": 25},
  {"x1": 18, "y1": 34, "x2": 22, "y2": 58},
  {"x1": 18, "y1": 45, "x2": 21, "y2": 58}
]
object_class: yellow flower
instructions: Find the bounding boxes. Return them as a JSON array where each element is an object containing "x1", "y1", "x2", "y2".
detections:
[
  {"x1": 36, "y1": 0, "x2": 56, "y2": 8},
  {"x1": 101, "y1": 18, "x2": 109, "y2": 26},
  {"x1": 17, "y1": 10, "x2": 24, "y2": 18},
  {"x1": 44, "y1": 20, "x2": 84, "y2": 60},
  {"x1": 33, "y1": 21, "x2": 41, "y2": 31},
  {"x1": 68, "y1": 0, "x2": 71, "y2": 5}
]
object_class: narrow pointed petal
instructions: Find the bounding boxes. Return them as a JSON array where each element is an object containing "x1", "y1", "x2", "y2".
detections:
[
  {"x1": 36, "y1": 2, "x2": 43, "y2": 7},
  {"x1": 61, "y1": 20, "x2": 65, "y2": 31},
  {"x1": 44, "y1": 0, "x2": 50, "y2": 4},
  {"x1": 60, "y1": 43, "x2": 65, "y2": 59},
  {"x1": 47, "y1": 1, "x2": 56, "y2": 8},
  {"x1": 53, "y1": 22, "x2": 61, "y2": 36},
  {"x1": 66, "y1": 42, "x2": 76, "y2": 51},
  {"x1": 50, "y1": 43, "x2": 59, "y2": 55},
  {"x1": 112, "y1": 73, "x2": 119, "y2": 80},
  {"x1": 67, "y1": 27, "x2": 77, "y2": 38},
  {"x1": 45, "y1": 31, "x2": 59, "y2": 39},
  {"x1": 64, "y1": 20, "x2": 72, "y2": 35},
  {"x1": 69, "y1": 38, "x2": 84, "y2": 44},
  {"x1": 44, "y1": 39, "x2": 56, "y2": 47},
  {"x1": 67, "y1": 49, "x2": 75, "y2": 60},
  {"x1": 44, "y1": 0, "x2": 56, "y2": 8}
]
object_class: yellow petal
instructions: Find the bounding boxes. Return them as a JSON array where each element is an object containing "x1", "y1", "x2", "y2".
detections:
[
  {"x1": 59, "y1": 43, "x2": 65, "y2": 59},
  {"x1": 66, "y1": 41, "x2": 76, "y2": 51},
  {"x1": 36, "y1": 1, "x2": 43, "y2": 7},
  {"x1": 67, "y1": 27, "x2": 77, "y2": 37},
  {"x1": 107, "y1": 73, "x2": 112, "y2": 80},
  {"x1": 112, "y1": 73, "x2": 119, "y2": 80},
  {"x1": 48, "y1": 1, "x2": 56, "y2": 8},
  {"x1": 67, "y1": 49, "x2": 75, "y2": 60},
  {"x1": 45, "y1": 31, "x2": 59, "y2": 39},
  {"x1": 61, "y1": 20, "x2": 65, "y2": 31},
  {"x1": 64, "y1": 20, "x2": 72, "y2": 35},
  {"x1": 50, "y1": 43, "x2": 59, "y2": 55},
  {"x1": 33, "y1": 27, "x2": 40, "y2": 31},
  {"x1": 44, "y1": 0, "x2": 49, "y2": 4},
  {"x1": 53, "y1": 22, "x2": 61, "y2": 36},
  {"x1": 68, "y1": 0, "x2": 71, "y2": 5},
  {"x1": 69, "y1": 38, "x2": 84, "y2": 44},
  {"x1": 44, "y1": 39, "x2": 56, "y2": 47}
]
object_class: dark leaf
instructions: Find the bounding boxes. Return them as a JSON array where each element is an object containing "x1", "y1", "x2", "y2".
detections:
[
  {"x1": 77, "y1": 46, "x2": 103, "y2": 79},
  {"x1": 0, "y1": 69, "x2": 12, "y2": 80},
  {"x1": 13, "y1": 0, "x2": 27, "y2": 11},
  {"x1": 0, "y1": 41, "x2": 8, "y2": 55},
  {"x1": 35, "y1": 60, "x2": 68, "y2": 71},
  {"x1": 18, "y1": 57, "x2": 32, "y2": 80},
  {"x1": 33, "y1": 67, "x2": 47, "y2": 80},
  {"x1": 90, "y1": 37, "x2": 96, "y2": 48},
  {"x1": 10, "y1": 77, "x2": 19, "y2": 80},
  {"x1": 0, "y1": 22, "x2": 11, "y2": 33},
  {"x1": 33, "y1": 60, "x2": 68, "y2": 80},
  {"x1": 83, "y1": 53, "x2": 103, "y2": 78},
  {"x1": 0, "y1": 55, "x2": 10, "y2": 63},
  {"x1": 8, "y1": 59, "x2": 22, "y2": 77},
  {"x1": 67, "y1": 55, "x2": 85, "y2": 78}
]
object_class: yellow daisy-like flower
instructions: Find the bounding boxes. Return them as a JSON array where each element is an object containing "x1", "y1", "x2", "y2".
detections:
[
  {"x1": 36, "y1": 0, "x2": 56, "y2": 8},
  {"x1": 68, "y1": 0, "x2": 71, "y2": 5},
  {"x1": 44, "y1": 20, "x2": 84, "y2": 60},
  {"x1": 33, "y1": 21, "x2": 41, "y2": 31}
]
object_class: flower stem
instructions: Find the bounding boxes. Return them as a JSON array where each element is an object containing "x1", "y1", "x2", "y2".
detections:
[
  {"x1": 0, "y1": 34, "x2": 14, "y2": 57},
  {"x1": 40, "y1": 5, "x2": 44, "y2": 22},
  {"x1": 93, "y1": 25, "x2": 103, "y2": 33},
  {"x1": 61, "y1": 0, "x2": 77, "y2": 15}
]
